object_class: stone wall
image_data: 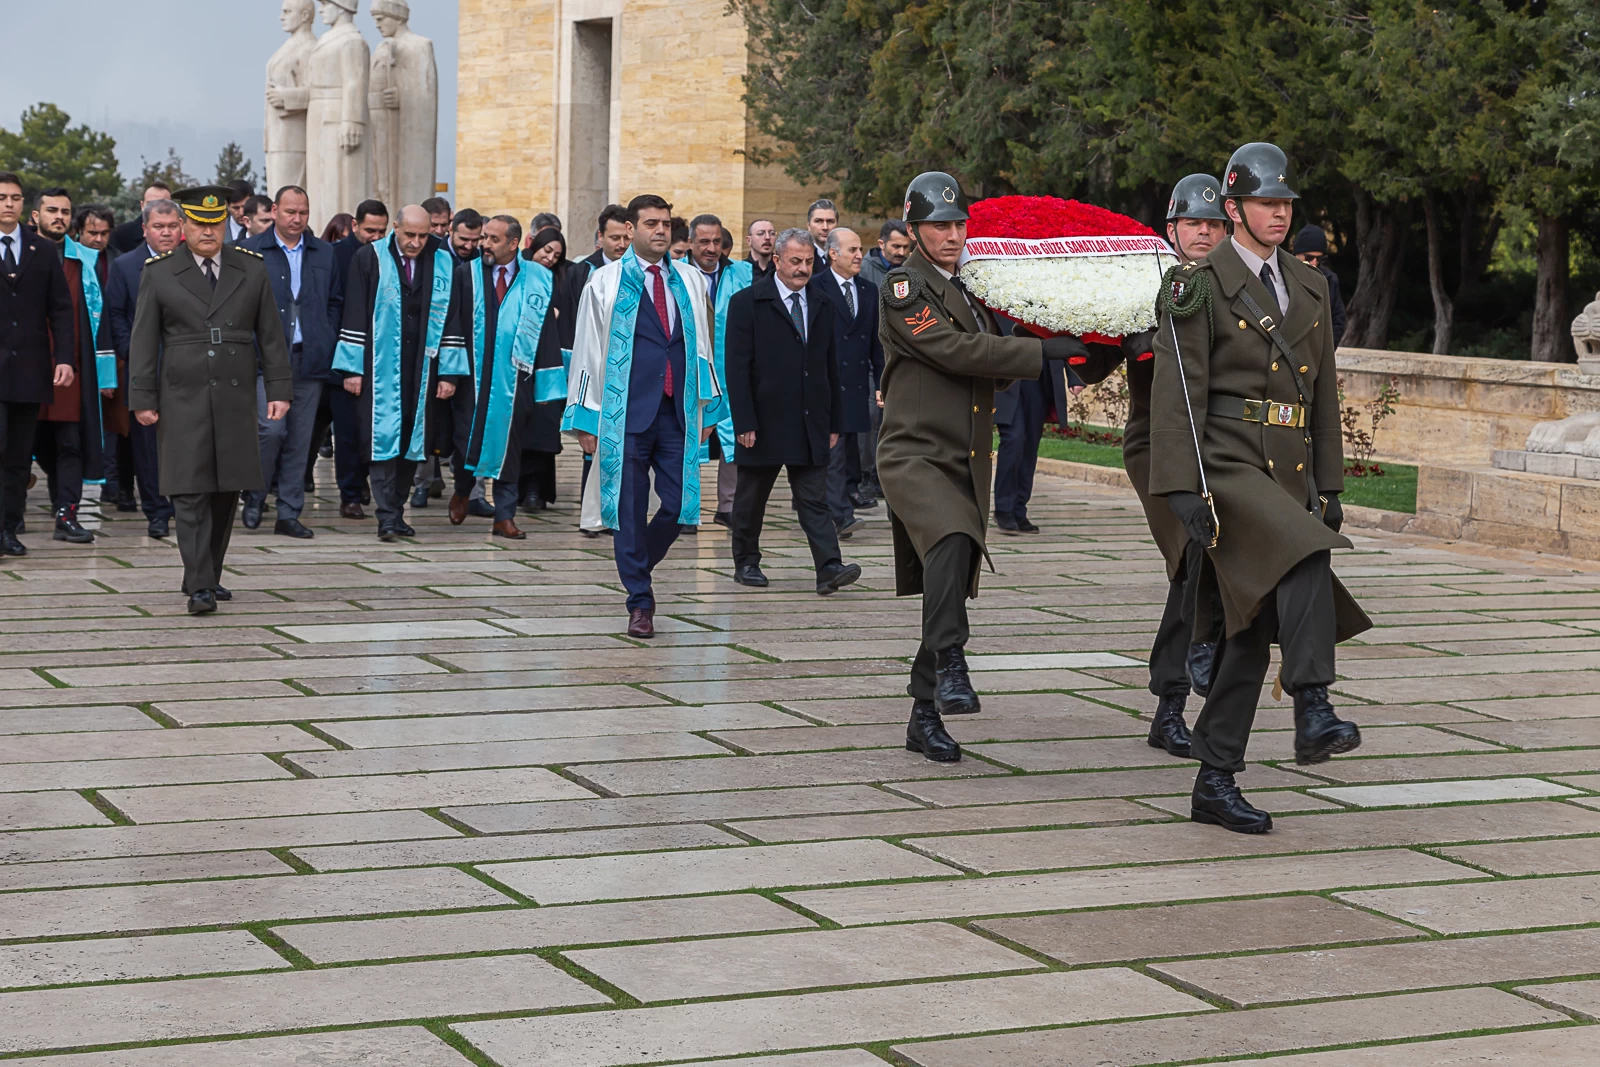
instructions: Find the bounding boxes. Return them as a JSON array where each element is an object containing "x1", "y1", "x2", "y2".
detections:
[{"x1": 1336, "y1": 348, "x2": 1600, "y2": 465}]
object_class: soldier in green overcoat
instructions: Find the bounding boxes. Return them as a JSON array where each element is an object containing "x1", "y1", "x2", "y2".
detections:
[
  {"x1": 1148, "y1": 143, "x2": 1370, "y2": 834},
  {"x1": 876, "y1": 171, "x2": 1081, "y2": 762},
  {"x1": 129, "y1": 186, "x2": 293, "y2": 615}
]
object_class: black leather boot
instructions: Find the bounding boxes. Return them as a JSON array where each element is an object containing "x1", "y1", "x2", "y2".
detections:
[
  {"x1": 906, "y1": 699, "x2": 961, "y2": 762},
  {"x1": 1293, "y1": 685, "x2": 1362, "y2": 765},
  {"x1": 1147, "y1": 692, "x2": 1192, "y2": 757},
  {"x1": 1188, "y1": 641, "x2": 1217, "y2": 697},
  {"x1": 1191, "y1": 765, "x2": 1272, "y2": 833},
  {"x1": 934, "y1": 646, "x2": 980, "y2": 716},
  {"x1": 53, "y1": 506, "x2": 94, "y2": 544}
]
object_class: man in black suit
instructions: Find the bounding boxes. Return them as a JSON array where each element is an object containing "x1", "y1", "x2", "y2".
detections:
[
  {"x1": 224, "y1": 180, "x2": 255, "y2": 245},
  {"x1": 0, "y1": 173, "x2": 75, "y2": 556},
  {"x1": 106, "y1": 196, "x2": 185, "y2": 537},
  {"x1": 108, "y1": 181, "x2": 171, "y2": 257},
  {"x1": 725, "y1": 228, "x2": 860, "y2": 596},
  {"x1": 806, "y1": 200, "x2": 837, "y2": 277},
  {"x1": 581, "y1": 203, "x2": 630, "y2": 272},
  {"x1": 814, "y1": 226, "x2": 883, "y2": 538},
  {"x1": 325, "y1": 199, "x2": 388, "y2": 518}
]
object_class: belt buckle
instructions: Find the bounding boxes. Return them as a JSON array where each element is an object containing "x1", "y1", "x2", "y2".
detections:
[
  {"x1": 1258, "y1": 315, "x2": 1276, "y2": 333},
  {"x1": 1267, "y1": 402, "x2": 1298, "y2": 427},
  {"x1": 210, "y1": 328, "x2": 222, "y2": 344},
  {"x1": 1241, "y1": 399, "x2": 1263, "y2": 423}
]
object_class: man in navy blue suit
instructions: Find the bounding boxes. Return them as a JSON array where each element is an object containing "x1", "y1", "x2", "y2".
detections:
[
  {"x1": 813, "y1": 227, "x2": 883, "y2": 537},
  {"x1": 105, "y1": 197, "x2": 183, "y2": 538}
]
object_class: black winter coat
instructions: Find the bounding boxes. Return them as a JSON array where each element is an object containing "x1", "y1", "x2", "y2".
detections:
[
  {"x1": 0, "y1": 229, "x2": 73, "y2": 404},
  {"x1": 725, "y1": 274, "x2": 841, "y2": 466}
]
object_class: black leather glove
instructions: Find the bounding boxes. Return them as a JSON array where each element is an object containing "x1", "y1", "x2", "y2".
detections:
[
  {"x1": 1041, "y1": 334, "x2": 1090, "y2": 363},
  {"x1": 1168, "y1": 491, "x2": 1216, "y2": 547},
  {"x1": 1121, "y1": 330, "x2": 1156, "y2": 361},
  {"x1": 1321, "y1": 491, "x2": 1343, "y2": 533}
]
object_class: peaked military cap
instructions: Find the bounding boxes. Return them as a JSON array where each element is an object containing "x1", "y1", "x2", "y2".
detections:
[{"x1": 173, "y1": 185, "x2": 232, "y2": 225}]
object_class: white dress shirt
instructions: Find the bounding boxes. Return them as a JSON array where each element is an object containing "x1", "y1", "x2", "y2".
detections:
[
  {"x1": 830, "y1": 269, "x2": 857, "y2": 316},
  {"x1": 0, "y1": 223, "x2": 21, "y2": 265},
  {"x1": 640, "y1": 258, "x2": 678, "y2": 335},
  {"x1": 1231, "y1": 237, "x2": 1290, "y2": 314},
  {"x1": 492, "y1": 259, "x2": 518, "y2": 296},
  {"x1": 776, "y1": 275, "x2": 809, "y2": 339}
]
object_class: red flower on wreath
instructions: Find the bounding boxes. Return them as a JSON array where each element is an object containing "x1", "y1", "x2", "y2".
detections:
[{"x1": 965, "y1": 195, "x2": 1157, "y2": 241}]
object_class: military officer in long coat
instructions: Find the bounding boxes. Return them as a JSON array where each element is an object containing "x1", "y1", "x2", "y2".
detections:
[
  {"x1": 129, "y1": 186, "x2": 293, "y2": 615},
  {"x1": 877, "y1": 172, "x2": 1079, "y2": 762},
  {"x1": 1149, "y1": 143, "x2": 1369, "y2": 833}
]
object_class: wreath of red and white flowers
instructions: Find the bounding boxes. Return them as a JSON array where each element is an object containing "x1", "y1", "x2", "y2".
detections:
[{"x1": 957, "y1": 195, "x2": 1177, "y2": 343}]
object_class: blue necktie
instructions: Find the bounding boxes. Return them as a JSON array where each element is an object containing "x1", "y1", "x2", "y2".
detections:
[{"x1": 789, "y1": 293, "x2": 805, "y2": 342}]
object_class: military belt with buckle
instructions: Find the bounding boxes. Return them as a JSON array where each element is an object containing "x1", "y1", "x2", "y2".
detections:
[{"x1": 1209, "y1": 393, "x2": 1306, "y2": 428}]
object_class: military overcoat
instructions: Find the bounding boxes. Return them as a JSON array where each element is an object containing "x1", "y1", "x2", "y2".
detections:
[
  {"x1": 127, "y1": 246, "x2": 292, "y2": 495},
  {"x1": 1147, "y1": 239, "x2": 1370, "y2": 641},
  {"x1": 876, "y1": 250, "x2": 1043, "y2": 596}
]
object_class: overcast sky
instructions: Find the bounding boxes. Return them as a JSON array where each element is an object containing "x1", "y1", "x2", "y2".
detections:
[{"x1": 0, "y1": 0, "x2": 458, "y2": 190}]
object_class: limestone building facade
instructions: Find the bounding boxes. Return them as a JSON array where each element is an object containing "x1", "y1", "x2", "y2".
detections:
[{"x1": 456, "y1": 0, "x2": 828, "y2": 253}]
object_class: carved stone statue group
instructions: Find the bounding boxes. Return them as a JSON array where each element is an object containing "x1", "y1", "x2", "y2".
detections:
[{"x1": 264, "y1": 0, "x2": 438, "y2": 228}]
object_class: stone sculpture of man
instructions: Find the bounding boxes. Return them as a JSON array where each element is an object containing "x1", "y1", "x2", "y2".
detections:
[
  {"x1": 264, "y1": 0, "x2": 318, "y2": 193},
  {"x1": 305, "y1": 0, "x2": 372, "y2": 230},
  {"x1": 369, "y1": 0, "x2": 439, "y2": 212}
]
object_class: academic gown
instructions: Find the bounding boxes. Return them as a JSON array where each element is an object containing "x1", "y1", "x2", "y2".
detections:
[
  {"x1": 561, "y1": 249, "x2": 719, "y2": 531},
  {"x1": 333, "y1": 233, "x2": 469, "y2": 463},
  {"x1": 42, "y1": 239, "x2": 115, "y2": 481},
  {"x1": 696, "y1": 259, "x2": 753, "y2": 464},
  {"x1": 460, "y1": 256, "x2": 565, "y2": 479}
]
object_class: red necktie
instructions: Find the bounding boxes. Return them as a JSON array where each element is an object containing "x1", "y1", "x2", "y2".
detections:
[
  {"x1": 648, "y1": 264, "x2": 673, "y2": 396},
  {"x1": 404, "y1": 257, "x2": 415, "y2": 284},
  {"x1": 495, "y1": 266, "x2": 508, "y2": 304}
]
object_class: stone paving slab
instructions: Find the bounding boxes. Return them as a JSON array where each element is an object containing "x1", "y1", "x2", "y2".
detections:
[
  {"x1": 103, "y1": 766, "x2": 598, "y2": 822},
  {"x1": 0, "y1": 955, "x2": 607, "y2": 1054},
  {"x1": 568, "y1": 922, "x2": 1042, "y2": 1001},
  {"x1": 730, "y1": 799, "x2": 1163, "y2": 843},
  {"x1": 0, "y1": 810, "x2": 457, "y2": 863},
  {"x1": 285, "y1": 732, "x2": 730, "y2": 776},
  {"x1": 892, "y1": 765, "x2": 1318, "y2": 806},
  {"x1": 709, "y1": 714, "x2": 1146, "y2": 754},
  {"x1": 667, "y1": 1054, "x2": 886, "y2": 1067},
  {"x1": 1439, "y1": 836, "x2": 1600, "y2": 875},
  {"x1": 0, "y1": 791, "x2": 112, "y2": 831},
  {"x1": 1134, "y1": 790, "x2": 1342, "y2": 816},
  {"x1": 1339, "y1": 871, "x2": 1600, "y2": 932},
  {"x1": 892, "y1": 988, "x2": 1569, "y2": 1067},
  {"x1": 1171, "y1": 1027, "x2": 1600, "y2": 1066},
  {"x1": 489, "y1": 839, "x2": 959, "y2": 904},
  {"x1": 455, "y1": 970, "x2": 1208, "y2": 1067},
  {"x1": 1152, "y1": 927, "x2": 1600, "y2": 1005},
  {"x1": 571, "y1": 750, "x2": 1007, "y2": 796},
  {"x1": 160, "y1": 684, "x2": 666, "y2": 725},
  {"x1": 0, "y1": 850, "x2": 291, "y2": 891},
  {"x1": 0, "y1": 725, "x2": 326, "y2": 764},
  {"x1": 275, "y1": 893, "x2": 815, "y2": 963},
  {"x1": 0, "y1": 929, "x2": 288, "y2": 988},
  {"x1": 294, "y1": 823, "x2": 742, "y2": 871},
  {"x1": 1308, "y1": 777, "x2": 1584, "y2": 807},
  {"x1": 975, "y1": 895, "x2": 1419, "y2": 965},
  {"x1": 784, "y1": 848, "x2": 1478, "y2": 925},
  {"x1": 0, "y1": 753, "x2": 297, "y2": 793},
  {"x1": 316, "y1": 702, "x2": 802, "y2": 747},
  {"x1": 0, "y1": 866, "x2": 511, "y2": 940},
  {"x1": 25, "y1": 1027, "x2": 474, "y2": 1066},
  {"x1": 0, "y1": 706, "x2": 156, "y2": 735}
]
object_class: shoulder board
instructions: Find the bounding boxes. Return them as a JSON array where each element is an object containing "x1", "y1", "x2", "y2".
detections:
[
  {"x1": 231, "y1": 246, "x2": 264, "y2": 259},
  {"x1": 146, "y1": 250, "x2": 175, "y2": 265},
  {"x1": 881, "y1": 269, "x2": 925, "y2": 309},
  {"x1": 1159, "y1": 262, "x2": 1214, "y2": 319}
]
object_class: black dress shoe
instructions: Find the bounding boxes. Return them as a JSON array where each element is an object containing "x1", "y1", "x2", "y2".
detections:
[
  {"x1": 359, "y1": 484, "x2": 372, "y2": 506},
  {"x1": 116, "y1": 496, "x2": 138, "y2": 513},
  {"x1": 467, "y1": 497, "x2": 495, "y2": 518},
  {"x1": 147, "y1": 517, "x2": 169, "y2": 539},
  {"x1": 994, "y1": 511, "x2": 1020, "y2": 535},
  {"x1": 212, "y1": 585, "x2": 232, "y2": 601},
  {"x1": 734, "y1": 564, "x2": 769, "y2": 587},
  {"x1": 1191, "y1": 765, "x2": 1272, "y2": 833},
  {"x1": 1188, "y1": 641, "x2": 1218, "y2": 697},
  {"x1": 522, "y1": 491, "x2": 547, "y2": 513},
  {"x1": 1147, "y1": 691, "x2": 1193, "y2": 758},
  {"x1": 274, "y1": 518, "x2": 314, "y2": 539},
  {"x1": 1293, "y1": 685, "x2": 1362, "y2": 765},
  {"x1": 186, "y1": 589, "x2": 217, "y2": 615},
  {"x1": 340, "y1": 502, "x2": 366, "y2": 520},
  {"x1": 392, "y1": 519, "x2": 415, "y2": 537},
  {"x1": 906, "y1": 699, "x2": 961, "y2": 762},
  {"x1": 0, "y1": 531, "x2": 25, "y2": 556},
  {"x1": 377, "y1": 524, "x2": 399, "y2": 543},
  {"x1": 240, "y1": 499, "x2": 263, "y2": 530},
  {"x1": 53, "y1": 506, "x2": 95, "y2": 544},
  {"x1": 304, "y1": 475, "x2": 315, "y2": 493},
  {"x1": 851, "y1": 494, "x2": 879, "y2": 510},
  {"x1": 836, "y1": 517, "x2": 865, "y2": 538},
  {"x1": 319, "y1": 441, "x2": 334, "y2": 459},
  {"x1": 410, "y1": 485, "x2": 430, "y2": 508},
  {"x1": 712, "y1": 511, "x2": 732, "y2": 528},
  {"x1": 816, "y1": 562, "x2": 861, "y2": 596},
  {"x1": 934, "y1": 646, "x2": 981, "y2": 715},
  {"x1": 1015, "y1": 516, "x2": 1041, "y2": 534}
]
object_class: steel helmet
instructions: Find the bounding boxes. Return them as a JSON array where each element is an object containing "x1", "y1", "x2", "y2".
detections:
[
  {"x1": 903, "y1": 171, "x2": 970, "y2": 224},
  {"x1": 1167, "y1": 174, "x2": 1228, "y2": 221},
  {"x1": 1223, "y1": 142, "x2": 1300, "y2": 200}
]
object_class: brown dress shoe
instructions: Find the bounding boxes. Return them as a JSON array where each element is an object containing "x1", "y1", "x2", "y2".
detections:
[
  {"x1": 448, "y1": 493, "x2": 469, "y2": 525},
  {"x1": 492, "y1": 519, "x2": 526, "y2": 539},
  {"x1": 627, "y1": 608, "x2": 655, "y2": 638},
  {"x1": 339, "y1": 502, "x2": 366, "y2": 520}
]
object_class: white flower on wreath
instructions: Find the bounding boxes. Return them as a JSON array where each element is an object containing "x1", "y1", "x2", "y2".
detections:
[{"x1": 959, "y1": 253, "x2": 1177, "y2": 336}]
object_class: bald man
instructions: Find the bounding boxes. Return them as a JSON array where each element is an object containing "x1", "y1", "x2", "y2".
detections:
[{"x1": 333, "y1": 204, "x2": 469, "y2": 540}]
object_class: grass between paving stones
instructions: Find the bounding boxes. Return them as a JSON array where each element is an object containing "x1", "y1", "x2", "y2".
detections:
[{"x1": 76, "y1": 788, "x2": 134, "y2": 825}]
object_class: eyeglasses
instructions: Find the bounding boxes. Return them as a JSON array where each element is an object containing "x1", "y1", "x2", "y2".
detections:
[{"x1": 1300, "y1": 252, "x2": 1324, "y2": 264}]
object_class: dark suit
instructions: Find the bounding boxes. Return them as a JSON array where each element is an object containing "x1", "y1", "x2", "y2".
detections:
[
  {"x1": 725, "y1": 274, "x2": 843, "y2": 574},
  {"x1": 36, "y1": 247, "x2": 113, "y2": 513},
  {"x1": 107, "y1": 218, "x2": 145, "y2": 259},
  {"x1": 814, "y1": 270, "x2": 883, "y2": 527},
  {"x1": 326, "y1": 234, "x2": 372, "y2": 505},
  {"x1": 129, "y1": 246, "x2": 292, "y2": 594},
  {"x1": 243, "y1": 228, "x2": 344, "y2": 521},
  {"x1": 106, "y1": 245, "x2": 173, "y2": 522},
  {"x1": 0, "y1": 227, "x2": 73, "y2": 535}
]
